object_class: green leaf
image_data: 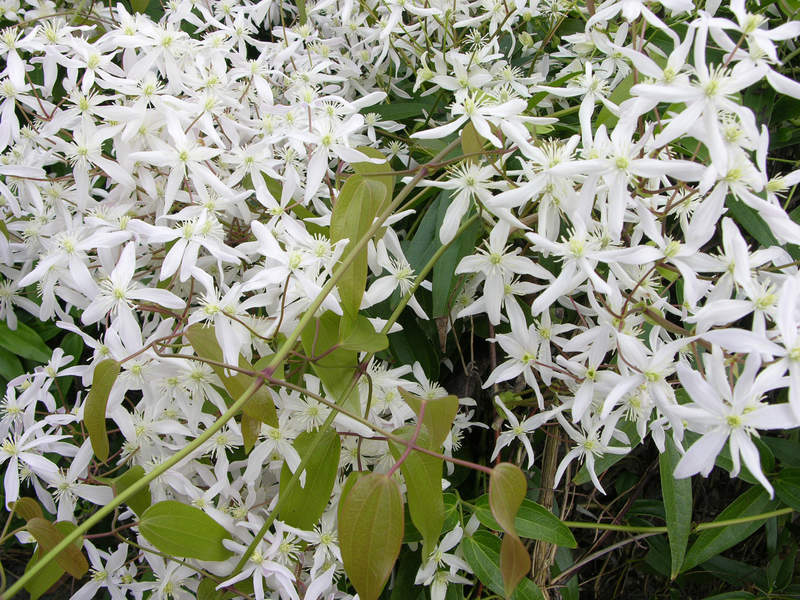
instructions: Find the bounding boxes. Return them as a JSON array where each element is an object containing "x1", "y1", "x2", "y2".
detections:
[
  {"x1": 279, "y1": 429, "x2": 341, "y2": 529},
  {"x1": 197, "y1": 577, "x2": 237, "y2": 600},
  {"x1": 388, "y1": 426, "x2": 444, "y2": 557},
  {"x1": 727, "y1": 197, "x2": 778, "y2": 249},
  {"x1": 660, "y1": 436, "x2": 692, "y2": 579},
  {"x1": 139, "y1": 501, "x2": 233, "y2": 562},
  {"x1": 403, "y1": 492, "x2": 460, "y2": 543},
  {"x1": 0, "y1": 321, "x2": 51, "y2": 363},
  {"x1": 10, "y1": 497, "x2": 44, "y2": 522},
  {"x1": 369, "y1": 99, "x2": 439, "y2": 121},
  {"x1": 24, "y1": 522, "x2": 83, "y2": 600},
  {"x1": 131, "y1": 0, "x2": 151, "y2": 13},
  {"x1": 389, "y1": 548, "x2": 425, "y2": 600},
  {"x1": 241, "y1": 413, "x2": 261, "y2": 454},
  {"x1": 339, "y1": 315, "x2": 388, "y2": 352},
  {"x1": 352, "y1": 147, "x2": 394, "y2": 214},
  {"x1": 0, "y1": 345, "x2": 24, "y2": 380},
  {"x1": 338, "y1": 472, "x2": 404, "y2": 600},
  {"x1": 432, "y1": 212, "x2": 480, "y2": 318},
  {"x1": 489, "y1": 463, "x2": 531, "y2": 598},
  {"x1": 682, "y1": 486, "x2": 778, "y2": 572},
  {"x1": 330, "y1": 175, "x2": 385, "y2": 316},
  {"x1": 774, "y1": 468, "x2": 800, "y2": 510},
  {"x1": 185, "y1": 324, "x2": 278, "y2": 431},
  {"x1": 84, "y1": 359, "x2": 121, "y2": 461},
  {"x1": 301, "y1": 312, "x2": 359, "y2": 411},
  {"x1": 461, "y1": 531, "x2": 544, "y2": 600},
  {"x1": 26, "y1": 518, "x2": 89, "y2": 579},
  {"x1": 112, "y1": 466, "x2": 152, "y2": 517},
  {"x1": 62, "y1": 333, "x2": 84, "y2": 365},
  {"x1": 399, "y1": 388, "x2": 458, "y2": 449},
  {"x1": 461, "y1": 121, "x2": 483, "y2": 161},
  {"x1": 472, "y1": 496, "x2": 576, "y2": 547}
]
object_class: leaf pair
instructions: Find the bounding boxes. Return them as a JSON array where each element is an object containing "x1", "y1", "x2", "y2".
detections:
[
  {"x1": 489, "y1": 463, "x2": 532, "y2": 598},
  {"x1": 11, "y1": 498, "x2": 88, "y2": 600}
]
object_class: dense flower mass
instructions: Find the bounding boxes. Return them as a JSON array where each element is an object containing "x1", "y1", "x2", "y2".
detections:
[{"x1": 0, "y1": 0, "x2": 799, "y2": 598}]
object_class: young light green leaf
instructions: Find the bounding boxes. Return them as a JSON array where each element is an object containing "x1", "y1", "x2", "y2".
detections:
[
  {"x1": 682, "y1": 487, "x2": 778, "y2": 572},
  {"x1": 241, "y1": 412, "x2": 261, "y2": 454},
  {"x1": 0, "y1": 321, "x2": 51, "y2": 363},
  {"x1": 461, "y1": 531, "x2": 544, "y2": 600},
  {"x1": 10, "y1": 497, "x2": 44, "y2": 522},
  {"x1": 84, "y1": 358, "x2": 121, "y2": 461},
  {"x1": 338, "y1": 472, "x2": 404, "y2": 600},
  {"x1": 399, "y1": 388, "x2": 458, "y2": 449},
  {"x1": 489, "y1": 463, "x2": 531, "y2": 598},
  {"x1": 353, "y1": 147, "x2": 394, "y2": 213},
  {"x1": 139, "y1": 501, "x2": 233, "y2": 562},
  {"x1": 131, "y1": 0, "x2": 151, "y2": 12},
  {"x1": 660, "y1": 436, "x2": 692, "y2": 579},
  {"x1": 24, "y1": 522, "x2": 82, "y2": 600},
  {"x1": 330, "y1": 175, "x2": 385, "y2": 316},
  {"x1": 112, "y1": 466, "x2": 151, "y2": 517},
  {"x1": 461, "y1": 121, "x2": 483, "y2": 161},
  {"x1": 301, "y1": 312, "x2": 359, "y2": 412},
  {"x1": 279, "y1": 429, "x2": 341, "y2": 529},
  {"x1": 339, "y1": 315, "x2": 388, "y2": 352},
  {"x1": 185, "y1": 324, "x2": 278, "y2": 429},
  {"x1": 26, "y1": 518, "x2": 88, "y2": 579},
  {"x1": 472, "y1": 495, "x2": 576, "y2": 548},
  {"x1": 388, "y1": 426, "x2": 444, "y2": 557}
]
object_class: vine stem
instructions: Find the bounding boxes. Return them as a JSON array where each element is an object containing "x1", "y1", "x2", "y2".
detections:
[
  {"x1": 2, "y1": 138, "x2": 464, "y2": 600},
  {"x1": 562, "y1": 507, "x2": 795, "y2": 534}
]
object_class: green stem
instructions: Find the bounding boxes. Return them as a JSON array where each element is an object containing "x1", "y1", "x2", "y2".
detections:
[
  {"x1": 562, "y1": 507, "x2": 795, "y2": 534},
  {"x1": 1, "y1": 378, "x2": 264, "y2": 600},
  {"x1": 692, "y1": 507, "x2": 794, "y2": 531},
  {"x1": 3, "y1": 139, "x2": 463, "y2": 600}
]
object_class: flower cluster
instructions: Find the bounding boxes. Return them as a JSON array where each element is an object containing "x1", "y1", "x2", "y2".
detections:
[{"x1": 0, "y1": 0, "x2": 799, "y2": 598}]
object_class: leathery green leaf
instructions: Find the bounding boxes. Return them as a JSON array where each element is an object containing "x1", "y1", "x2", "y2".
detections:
[
  {"x1": 112, "y1": 466, "x2": 152, "y2": 517},
  {"x1": 489, "y1": 463, "x2": 531, "y2": 598},
  {"x1": 682, "y1": 486, "x2": 777, "y2": 572},
  {"x1": 26, "y1": 518, "x2": 88, "y2": 579},
  {"x1": 461, "y1": 531, "x2": 544, "y2": 600},
  {"x1": 139, "y1": 500, "x2": 233, "y2": 562},
  {"x1": 330, "y1": 175, "x2": 385, "y2": 316},
  {"x1": 0, "y1": 321, "x2": 51, "y2": 363},
  {"x1": 472, "y1": 495, "x2": 576, "y2": 548},
  {"x1": 774, "y1": 467, "x2": 800, "y2": 510},
  {"x1": 279, "y1": 429, "x2": 341, "y2": 529},
  {"x1": 185, "y1": 324, "x2": 278, "y2": 430},
  {"x1": 660, "y1": 436, "x2": 692, "y2": 579},
  {"x1": 388, "y1": 426, "x2": 444, "y2": 557},
  {"x1": 84, "y1": 358, "x2": 121, "y2": 461},
  {"x1": 338, "y1": 472, "x2": 404, "y2": 600},
  {"x1": 399, "y1": 388, "x2": 458, "y2": 449}
]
